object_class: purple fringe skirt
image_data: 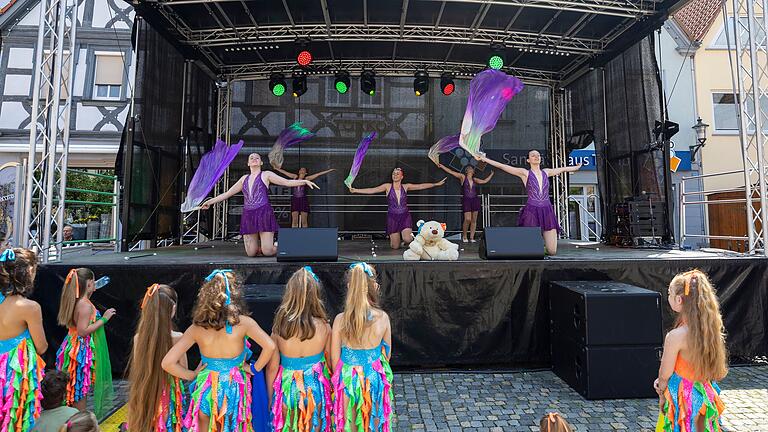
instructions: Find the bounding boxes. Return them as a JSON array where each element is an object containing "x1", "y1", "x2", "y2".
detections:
[{"x1": 240, "y1": 204, "x2": 280, "y2": 234}]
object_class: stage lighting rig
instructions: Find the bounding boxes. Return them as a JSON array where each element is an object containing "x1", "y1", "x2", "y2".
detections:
[
  {"x1": 269, "y1": 72, "x2": 286, "y2": 97},
  {"x1": 335, "y1": 71, "x2": 350, "y2": 94},
  {"x1": 360, "y1": 70, "x2": 376, "y2": 96},
  {"x1": 414, "y1": 71, "x2": 429, "y2": 96},
  {"x1": 295, "y1": 38, "x2": 312, "y2": 67},
  {"x1": 487, "y1": 43, "x2": 506, "y2": 70},
  {"x1": 292, "y1": 75, "x2": 307, "y2": 98},
  {"x1": 440, "y1": 72, "x2": 455, "y2": 96}
]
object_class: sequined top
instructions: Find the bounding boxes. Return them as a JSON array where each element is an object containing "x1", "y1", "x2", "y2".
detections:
[
  {"x1": 243, "y1": 172, "x2": 270, "y2": 210},
  {"x1": 387, "y1": 185, "x2": 408, "y2": 214},
  {"x1": 525, "y1": 170, "x2": 550, "y2": 207},
  {"x1": 340, "y1": 342, "x2": 391, "y2": 365},
  {"x1": 292, "y1": 184, "x2": 306, "y2": 198},
  {"x1": 0, "y1": 329, "x2": 31, "y2": 354},
  {"x1": 280, "y1": 352, "x2": 324, "y2": 370},
  {"x1": 462, "y1": 176, "x2": 477, "y2": 198}
]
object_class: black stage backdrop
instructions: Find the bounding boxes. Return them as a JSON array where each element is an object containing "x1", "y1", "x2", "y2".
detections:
[{"x1": 34, "y1": 259, "x2": 768, "y2": 374}]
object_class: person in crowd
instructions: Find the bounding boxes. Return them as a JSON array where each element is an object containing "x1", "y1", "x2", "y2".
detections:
[
  {"x1": 58, "y1": 411, "x2": 100, "y2": 432},
  {"x1": 126, "y1": 284, "x2": 187, "y2": 431},
  {"x1": 62, "y1": 225, "x2": 74, "y2": 242},
  {"x1": 201, "y1": 153, "x2": 318, "y2": 257},
  {"x1": 0, "y1": 247, "x2": 47, "y2": 431},
  {"x1": 349, "y1": 168, "x2": 446, "y2": 250},
  {"x1": 32, "y1": 370, "x2": 80, "y2": 432},
  {"x1": 161, "y1": 269, "x2": 276, "y2": 431},
  {"x1": 477, "y1": 150, "x2": 581, "y2": 255},
  {"x1": 434, "y1": 162, "x2": 494, "y2": 242},
  {"x1": 266, "y1": 266, "x2": 332, "y2": 432},
  {"x1": 56, "y1": 268, "x2": 115, "y2": 412},
  {"x1": 655, "y1": 269, "x2": 728, "y2": 431},
  {"x1": 331, "y1": 262, "x2": 394, "y2": 431},
  {"x1": 271, "y1": 165, "x2": 335, "y2": 228}
]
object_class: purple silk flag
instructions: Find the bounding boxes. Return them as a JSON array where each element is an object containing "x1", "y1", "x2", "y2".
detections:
[
  {"x1": 459, "y1": 70, "x2": 524, "y2": 156},
  {"x1": 181, "y1": 138, "x2": 244, "y2": 212},
  {"x1": 268, "y1": 122, "x2": 315, "y2": 169},
  {"x1": 428, "y1": 134, "x2": 460, "y2": 165},
  {"x1": 344, "y1": 132, "x2": 377, "y2": 188}
]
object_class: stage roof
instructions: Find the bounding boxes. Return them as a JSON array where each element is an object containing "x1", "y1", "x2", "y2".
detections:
[{"x1": 130, "y1": 0, "x2": 686, "y2": 85}]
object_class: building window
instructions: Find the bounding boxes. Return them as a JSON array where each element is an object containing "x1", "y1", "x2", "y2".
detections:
[
  {"x1": 712, "y1": 93, "x2": 739, "y2": 132},
  {"x1": 93, "y1": 52, "x2": 124, "y2": 100},
  {"x1": 710, "y1": 16, "x2": 767, "y2": 49},
  {"x1": 40, "y1": 50, "x2": 71, "y2": 100}
]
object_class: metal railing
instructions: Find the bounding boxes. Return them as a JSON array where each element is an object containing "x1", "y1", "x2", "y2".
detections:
[
  {"x1": 567, "y1": 194, "x2": 603, "y2": 240},
  {"x1": 61, "y1": 170, "x2": 120, "y2": 253}
]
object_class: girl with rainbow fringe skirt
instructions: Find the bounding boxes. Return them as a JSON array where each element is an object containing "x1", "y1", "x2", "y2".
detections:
[
  {"x1": 266, "y1": 266, "x2": 332, "y2": 432},
  {"x1": 0, "y1": 248, "x2": 47, "y2": 432},
  {"x1": 55, "y1": 268, "x2": 115, "y2": 416},
  {"x1": 331, "y1": 263, "x2": 394, "y2": 432},
  {"x1": 162, "y1": 270, "x2": 275, "y2": 432},
  {"x1": 655, "y1": 270, "x2": 727, "y2": 432}
]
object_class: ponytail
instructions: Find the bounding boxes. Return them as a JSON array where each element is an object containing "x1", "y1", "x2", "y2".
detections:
[
  {"x1": 57, "y1": 268, "x2": 94, "y2": 328},
  {"x1": 341, "y1": 263, "x2": 379, "y2": 346}
]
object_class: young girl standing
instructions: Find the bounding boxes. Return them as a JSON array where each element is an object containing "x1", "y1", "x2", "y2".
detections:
[
  {"x1": 266, "y1": 266, "x2": 332, "y2": 432},
  {"x1": 271, "y1": 166, "x2": 335, "y2": 228},
  {"x1": 655, "y1": 269, "x2": 728, "y2": 432},
  {"x1": 56, "y1": 268, "x2": 115, "y2": 413},
  {"x1": 162, "y1": 270, "x2": 276, "y2": 432},
  {"x1": 0, "y1": 248, "x2": 47, "y2": 431},
  {"x1": 434, "y1": 163, "x2": 494, "y2": 242},
  {"x1": 127, "y1": 284, "x2": 187, "y2": 431},
  {"x1": 331, "y1": 262, "x2": 393, "y2": 432}
]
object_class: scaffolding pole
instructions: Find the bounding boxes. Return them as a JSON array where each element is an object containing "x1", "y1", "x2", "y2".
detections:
[
  {"x1": 212, "y1": 80, "x2": 231, "y2": 240},
  {"x1": 550, "y1": 87, "x2": 570, "y2": 237},
  {"x1": 22, "y1": 0, "x2": 78, "y2": 262}
]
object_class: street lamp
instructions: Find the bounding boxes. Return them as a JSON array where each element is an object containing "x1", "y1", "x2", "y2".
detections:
[{"x1": 690, "y1": 117, "x2": 709, "y2": 162}]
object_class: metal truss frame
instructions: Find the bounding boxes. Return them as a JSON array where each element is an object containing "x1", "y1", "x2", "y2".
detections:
[
  {"x1": 211, "y1": 81, "x2": 231, "y2": 241},
  {"x1": 549, "y1": 88, "x2": 569, "y2": 237},
  {"x1": 22, "y1": 0, "x2": 78, "y2": 262},
  {"x1": 732, "y1": 0, "x2": 768, "y2": 255}
]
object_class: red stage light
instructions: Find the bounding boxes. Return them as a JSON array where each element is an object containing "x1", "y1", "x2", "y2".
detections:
[
  {"x1": 297, "y1": 50, "x2": 312, "y2": 67},
  {"x1": 442, "y1": 83, "x2": 455, "y2": 95}
]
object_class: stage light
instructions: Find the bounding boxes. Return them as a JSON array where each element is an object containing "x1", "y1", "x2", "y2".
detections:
[
  {"x1": 360, "y1": 70, "x2": 376, "y2": 96},
  {"x1": 335, "y1": 71, "x2": 350, "y2": 94},
  {"x1": 440, "y1": 72, "x2": 455, "y2": 96},
  {"x1": 488, "y1": 43, "x2": 505, "y2": 70},
  {"x1": 292, "y1": 75, "x2": 307, "y2": 98},
  {"x1": 413, "y1": 70, "x2": 429, "y2": 96},
  {"x1": 269, "y1": 72, "x2": 286, "y2": 97},
  {"x1": 295, "y1": 38, "x2": 312, "y2": 67}
]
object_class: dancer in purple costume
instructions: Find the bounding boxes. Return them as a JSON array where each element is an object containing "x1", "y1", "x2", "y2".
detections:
[
  {"x1": 349, "y1": 168, "x2": 446, "y2": 250},
  {"x1": 272, "y1": 166, "x2": 335, "y2": 227},
  {"x1": 202, "y1": 153, "x2": 318, "y2": 257},
  {"x1": 435, "y1": 163, "x2": 494, "y2": 243},
  {"x1": 478, "y1": 150, "x2": 581, "y2": 255}
]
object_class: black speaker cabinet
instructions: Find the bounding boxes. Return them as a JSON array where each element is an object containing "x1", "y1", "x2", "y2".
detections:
[
  {"x1": 549, "y1": 281, "x2": 663, "y2": 346},
  {"x1": 277, "y1": 228, "x2": 338, "y2": 262},
  {"x1": 551, "y1": 334, "x2": 661, "y2": 399},
  {"x1": 479, "y1": 227, "x2": 544, "y2": 260}
]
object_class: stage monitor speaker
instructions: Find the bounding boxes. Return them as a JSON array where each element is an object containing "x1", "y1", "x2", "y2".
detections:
[
  {"x1": 549, "y1": 281, "x2": 663, "y2": 346},
  {"x1": 551, "y1": 334, "x2": 661, "y2": 399},
  {"x1": 479, "y1": 227, "x2": 544, "y2": 260},
  {"x1": 277, "y1": 228, "x2": 338, "y2": 262}
]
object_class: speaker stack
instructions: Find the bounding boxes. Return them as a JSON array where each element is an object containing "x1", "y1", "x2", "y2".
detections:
[
  {"x1": 479, "y1": 227, "x2": 544, "y2": 260},
  {"x1": 549, "y1": 281, "x2": 663, "y2": 399}
]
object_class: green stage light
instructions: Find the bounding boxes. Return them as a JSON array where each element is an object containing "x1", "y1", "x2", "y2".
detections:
[
  {"x1": 335, "y1": 71, "x2": 350, "y2": 94},
  {"x1": 488, "y1": 54, "x2": 504, "y2": 70},
  {"x1": 269, "y1": 72, "x2": 286, "y2": 97}
]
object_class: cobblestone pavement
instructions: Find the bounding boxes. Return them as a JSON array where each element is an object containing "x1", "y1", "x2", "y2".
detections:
[
  {"x1": 100, "y1": 366, "x2": 767, "y2": 431},
  {"x1": 392, "y1": 366, "x2": 768, "y2": 431}
]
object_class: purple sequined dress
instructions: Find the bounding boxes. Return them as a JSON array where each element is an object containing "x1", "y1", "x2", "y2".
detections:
[
  {"x1": 518, "y1": 170, "x2": 561, "y2": 232},
  {"x1": 290, "y1": 184, "x2": 310, "y2": 213},
  {"x1": 461, "y1": 176, "x2": 481, "y2": 213},
  {"x1": 386, "y1": 184, "x2": 413, "y2": 235},
  {"x1": 240, "y1": 172, "x2": 280, "y2": 234}
]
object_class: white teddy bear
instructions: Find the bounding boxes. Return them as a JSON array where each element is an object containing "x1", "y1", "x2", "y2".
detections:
[{"x1": 403, "y1": 220, "x2": 460, "y2": 261}]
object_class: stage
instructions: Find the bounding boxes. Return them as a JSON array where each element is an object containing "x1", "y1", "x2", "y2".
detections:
[{"x1": 33, "y1": 239, "x2": 768, "y2": 374}]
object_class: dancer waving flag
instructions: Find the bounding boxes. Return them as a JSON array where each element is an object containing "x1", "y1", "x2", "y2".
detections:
[
  {"x1": 427, "y1": 134, "x2": 460, "y2": 166},
  {"x1": 344, "y1": 132, "x2": 377, "y2": 189},
  {"x1": 181, "y1": 138, "x2": 244, "y2": 213},
  {"x1": 268, "y1": 122, "x2": 316, "y2": 169}
]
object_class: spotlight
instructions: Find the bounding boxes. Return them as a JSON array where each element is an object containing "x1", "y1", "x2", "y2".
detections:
[
  {"x1": 334, "y1": 71, "x2": 350, "y2": 94},
  {"x1": 487, "y1": 43, "x2": 505, "y2": 70},
  {"x1": 414, "y1": 70, "x2": 429, "y2": 96},
  {"x1": 295, "y1": 38, "x2": 312, "y2": 67},
  {"x1": 360, "y1": 70, "x2": 376, "y2": 96},
  {"x1": 440, "y1": 72, "x2": 454, "y2": 96},
  {"x1": 292, "y1": 75, "x2": 307, "y2": 98},
  {"x1": 269, "y1": 72, "x2": 286, "y2": 97}
]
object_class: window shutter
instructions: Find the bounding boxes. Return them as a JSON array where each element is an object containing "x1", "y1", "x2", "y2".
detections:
[{"x1": 95, "y1": 55, "x2": 124, "y2": 85}]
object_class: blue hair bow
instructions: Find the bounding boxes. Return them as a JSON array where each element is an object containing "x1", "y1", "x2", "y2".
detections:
[
  {"x1": 303, "y1": 266, "x2": 320, "y2": 282},
  {"x1": 205, "y1": 269, "x2": 234, "y2": 334},
  {"x1": 0, "y1": 249, "x2": 15, "y2": 263},
  {"x1": 349, "y1": 262, "x2": 374, "y2": 277}
]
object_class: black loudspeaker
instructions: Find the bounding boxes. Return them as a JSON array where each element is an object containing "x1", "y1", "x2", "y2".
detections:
[
  {"x1": 277, "y1": 228, "x2": 338, "y2": 262},
  {"x1": 242, "y1": 284, "x2": 284, "y2": 335},
  {"x1": 549, "y1": 281, "x2": 663, "y2": 399},
  {"x1": 479, "y1": 227, "x2": 544, "y2": 260},
  {"x1": 549, "y1": 281, "x2": 663, "y2": 346}
]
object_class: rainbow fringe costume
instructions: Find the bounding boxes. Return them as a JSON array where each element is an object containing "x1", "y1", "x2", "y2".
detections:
[
  {"x1": 656, "y1": 355, "x2": 725, "y2": 432},
  {"x1": 184, "y1": 348, "x2": 252, "y2": 432},
  {"x1": 332, "y1": 342, "x2": 394, "y2": 432},
  {"x1": 155, "y1": 374, "x2": 187, "y2": 431},
  {"x1": 0, "y1": 296, "x2": 45, "y2": 432},
  {"x1": 272, "y1": 352, "x2": 332, "y2": 432}
]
